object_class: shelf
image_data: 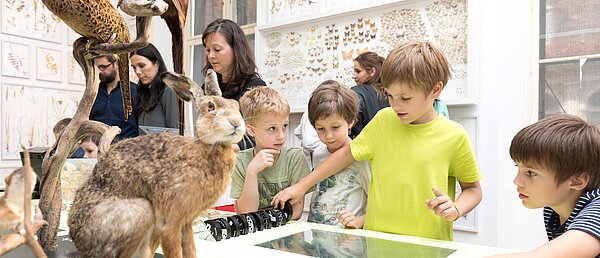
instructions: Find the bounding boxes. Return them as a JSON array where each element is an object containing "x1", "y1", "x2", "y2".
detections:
[{"x1": 257, "y1": 0, "x2": 409, "y2": 31}]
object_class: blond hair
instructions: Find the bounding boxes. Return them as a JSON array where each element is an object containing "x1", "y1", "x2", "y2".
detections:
[
  {"x1": 381, "y1": 41, "x2": 451, "y2": 94},
  {"x1": 239, "y1": 86, "x2": 290, "y2": 125}
]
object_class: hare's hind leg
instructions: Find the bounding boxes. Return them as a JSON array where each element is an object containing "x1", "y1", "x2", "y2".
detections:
[
  {"x1": 181, "y1": 223, "x2": 196, "y2": 258},
  {"x1": 70, "y1": 198, "x2": 154, "y2": 258},
  {"x1": 159, "y1": 225, "x2": 185, "y2": 258},
  {"x1": 131, "y1": 227, "x2": 154, "y2": 258}
]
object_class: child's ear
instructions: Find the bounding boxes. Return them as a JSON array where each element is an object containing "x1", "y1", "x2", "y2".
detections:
[
  {"x1": 246, "y1": 125, "x2": 255, "y2": 137},
  {"x1": 569, "y1": 173, "x2": 590, "y2": 191},
  {"x1": 431, "y1": 81, "x2": 443, "y2": 98}
]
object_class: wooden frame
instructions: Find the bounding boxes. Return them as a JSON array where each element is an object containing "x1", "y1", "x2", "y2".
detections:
[{"x1": 1, "y1": 41, "x2": 30, "y2": 78}]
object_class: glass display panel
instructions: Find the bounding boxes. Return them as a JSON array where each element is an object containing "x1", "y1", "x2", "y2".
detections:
[
  {"x1": 192, "y1": 45, "x2": 206, "y2": 87},
  {"x1": 193, "y1": 0, "x2": 224, "y2": 36},
  {"x1": 256, "y1": 229, "x2": 456, "y2": 258},
  {"x1": 539, "y1": 0, "x2": 600, "y2": 59},
  {"x1": 236, "y1": 0, "x2": 257, "y2": 25},
  {"x1": 539, "y1": 58, "x2": 600, "y2": 123},
  {"x1": 246, "y1": 34, "x2": 255, "y2": 53}
]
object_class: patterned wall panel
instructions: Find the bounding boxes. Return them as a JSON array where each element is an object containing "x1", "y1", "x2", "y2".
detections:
[{"x1": 1, "y1": 83, "x2": 82, "y2": 160}]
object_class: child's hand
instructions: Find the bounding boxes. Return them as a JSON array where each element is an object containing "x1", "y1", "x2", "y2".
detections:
[
  {"x1": 272, "y1": 184, "x2": 304, "y2": 208},
  {"x1": 338, "y1": 211, "x2": 359, "y2": 229},
  {"x1": 247, "y1": 149, "x2": 280, "y2": 175},
  {"x1": 425, "y1": 187, "x2": 460, "y2": 221}
]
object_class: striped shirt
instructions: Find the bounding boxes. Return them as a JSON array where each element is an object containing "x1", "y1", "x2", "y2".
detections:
[{"x1": 544, "y1": 188, "x2": 600, "y2": 257}]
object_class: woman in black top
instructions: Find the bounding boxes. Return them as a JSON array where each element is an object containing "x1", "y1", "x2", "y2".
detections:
[
  {"x1": 202, "y1": 18, "x2": 266, "y2": 151},
  {"x1": 130, "y1": 43, "x2": 179, "y2": 133},
  {"x1": 350, "y1": 51, "x2": 388, "y2": 139}
]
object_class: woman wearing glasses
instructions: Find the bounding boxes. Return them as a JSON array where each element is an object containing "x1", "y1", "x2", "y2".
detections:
[{"x1": 130, "y1": 43, "x2": 179, "y2": 134}]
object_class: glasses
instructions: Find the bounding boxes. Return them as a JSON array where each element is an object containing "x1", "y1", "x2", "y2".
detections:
[{"x1": 97, "y1": 62, "x2": 114, "y2": 71}]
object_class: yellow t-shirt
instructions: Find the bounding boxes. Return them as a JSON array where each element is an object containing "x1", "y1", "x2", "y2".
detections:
[{"x1": 350, "y1": 108, "x2": 481, "y2": 240}]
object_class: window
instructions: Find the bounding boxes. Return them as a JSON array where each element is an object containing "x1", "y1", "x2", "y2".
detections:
[
  {"x1": 539, "y1": 0, "x2": 600, "y2": 123},
  {"x1": 188, "y1": 0, "x2": 257, "y2": 86}
]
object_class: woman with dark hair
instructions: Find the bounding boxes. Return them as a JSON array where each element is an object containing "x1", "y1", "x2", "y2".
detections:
[
  {"x1": 130, "y1": 43, "x2": 179, "y2": 133},
  {"x1": 350, "y1": 51, "x2": 449, "y2": 138},
  {"x1": 350, "y1": 51, "x2": 389, "y2": 138},
  {"x1": 202, "y1": 18, "x2": 267, "y2": 150}
]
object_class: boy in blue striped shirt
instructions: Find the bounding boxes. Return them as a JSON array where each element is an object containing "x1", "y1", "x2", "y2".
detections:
[{"x1": 494, "y1": 114, "x2": 600, "y2": 257}]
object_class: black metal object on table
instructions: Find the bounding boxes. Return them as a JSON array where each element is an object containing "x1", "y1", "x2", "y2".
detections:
[{"x1": 203, "y1": 201, "x2": 293, "y2": 241}]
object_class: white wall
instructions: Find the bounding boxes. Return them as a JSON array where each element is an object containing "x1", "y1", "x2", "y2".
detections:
[
  {"x1": 150, "y1": 0, "x2": 549, "y2": 252},
  {"x1": 450, "y1": 0, "x2": 547, "y2": 251},
  {"x1": 151, "y1": 16, "x2": 174, "y2": 73}
]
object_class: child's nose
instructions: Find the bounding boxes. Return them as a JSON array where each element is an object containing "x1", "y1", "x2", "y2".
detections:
[
  {"x1": 276, "y1": 128, "x2": 285, "y2": 140},
  {"x1": 326, "y1": 131, "x2": 334, "y2": 139},
  {"x1": 388, "y1": 98, "x2": 400, "y2": 109},
  {"x1": 513, "y1": 174, "x2": 523, "y2": 186}
]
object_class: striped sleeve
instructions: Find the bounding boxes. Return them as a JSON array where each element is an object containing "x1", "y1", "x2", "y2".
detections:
[{"x1": 568, "y1": 193, "x2": 600, "y2": 239}]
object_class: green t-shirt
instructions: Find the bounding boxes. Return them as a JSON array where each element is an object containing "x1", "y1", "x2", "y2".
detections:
[
  {"x1": 231, "y1": 147, "x2": 311, "y2": 209},
  {"x1": 351, "y1": 108, "x2": 481, "y2": 241}
]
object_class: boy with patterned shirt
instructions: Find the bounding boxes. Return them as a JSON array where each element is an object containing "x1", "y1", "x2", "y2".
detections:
[
  {"x1": 306, "y1": 80, "x2": 370, "y2": 228},
  {"x1": 231, "y1": 86, "x2": 311, "y2": 220},
  {"x1": 274, "y1": 41, "x2": 482, "y2": 240},
  {"x1": 491, "y1": 114, "x2": 600, "y2": 257}
]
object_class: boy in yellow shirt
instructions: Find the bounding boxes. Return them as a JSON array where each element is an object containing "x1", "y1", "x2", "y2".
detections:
[{"x1": 274, "y1": 41, "x2": 482, "y2": 240}]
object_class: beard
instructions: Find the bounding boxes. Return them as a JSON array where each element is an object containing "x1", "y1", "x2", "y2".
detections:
[{"x1": 100, "y1": 70, "x2": 117, "y2": 85}]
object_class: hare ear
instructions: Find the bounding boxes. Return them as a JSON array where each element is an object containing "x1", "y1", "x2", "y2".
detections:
[
  {"x1": 204, "y1": 69, "x2": 222, "y2": 96},
  {"x1": 161, "y1": 71, "x2": 204, "y2": 102}
]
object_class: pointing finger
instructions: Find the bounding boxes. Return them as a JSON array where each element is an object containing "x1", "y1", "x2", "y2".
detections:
[{"x1": 432, "y1": 187, "x2": 445, "y2": 197}]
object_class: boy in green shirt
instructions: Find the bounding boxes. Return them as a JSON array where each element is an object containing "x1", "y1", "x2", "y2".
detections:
[
  {"x1": 274, "y1": 41, "x2": 482, "y2": 240},
  {"x1": 231, "y1": 86, "x2": 310, "y2": 220}
]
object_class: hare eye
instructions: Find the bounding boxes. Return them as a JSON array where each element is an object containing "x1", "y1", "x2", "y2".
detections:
[{"x1": 207, "y1": 101, "x2": 216, "y2": 111}]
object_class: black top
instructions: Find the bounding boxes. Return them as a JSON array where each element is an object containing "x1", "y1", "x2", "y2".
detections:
[
  {"x1": 350, "y1": 84, "x2": 389, "y2": 139},
  {"x1": 90, "y1": 81, "x2": 139, "y2": 141},
  {"x1": 219, "y1": 74, "x2": 267, "y2": 102},
  {"x1": 206, "y1": 74, "x2": 267, "y2": 150}
]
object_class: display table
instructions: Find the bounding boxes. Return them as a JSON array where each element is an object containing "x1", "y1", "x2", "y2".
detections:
[
  {"x1": 6, "y1": 202, "x2": 516, "y2": 257},
  {"x1": 189, "y1": 220, "x2": 516, "y2": 258}
]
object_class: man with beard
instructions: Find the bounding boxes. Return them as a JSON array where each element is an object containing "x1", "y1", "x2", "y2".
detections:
[{"x1": 90, "y1": 55, "x2": 139, "y2": 141}]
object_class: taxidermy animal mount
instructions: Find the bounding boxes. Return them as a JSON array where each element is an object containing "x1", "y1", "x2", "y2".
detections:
[
  {"x1": 41, "y1": 0, "x2": 169, "y2": 120},
  {"x1": 0, "y1": 149, "x2": 47, "y2": 257},
  {"x1": 67, "y1": 69, "x2": 245, "y2": 258},
  {"x1": 38, "y1": 0, "x2": 168, "y2": 251}
]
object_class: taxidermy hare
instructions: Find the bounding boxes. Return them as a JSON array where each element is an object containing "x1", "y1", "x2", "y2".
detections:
[
  {"x1": 67, "y1": 69, "x2": 245, "y2": 258},
  {"x1": 0, "y1": 167, "x2": 37, "y2": 233}
]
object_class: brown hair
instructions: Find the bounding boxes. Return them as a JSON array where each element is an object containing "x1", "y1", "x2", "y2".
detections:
[
  {"x1": 381, "y1": 41, "x2": 451, "y2": 94},
  {"x1": 130, "y1": 43, "x2": 168, "y2": 115},
  {"x1": 510, "y1": 114, "x2": 600, "y2": 189},
  {"x1": 53, "y1": 118, "x2": 72, "y2": 138},
  {"x1": 355, "y1": 51, "x2": 385, "y2": 98},
  {"x1": 95, "y1": 54, "x2": 118, "y2": 64},
  {"x1": 307, "y1": 80, "x2": 358, "y2": 127},
  {"x1": 202, "y1": 18, "x2": 259, "y2": 96},
  {"x1": 239, "y1": 86, "x2": 290, "y2": 125}
]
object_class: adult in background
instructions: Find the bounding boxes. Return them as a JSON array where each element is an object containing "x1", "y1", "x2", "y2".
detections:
[
  {"x1": 91, "y1": 55, "x2": 138, "y2": 140},
  {"x1": 350, "y1": 51, "x2": 388, "y2": 139},
  {"x1": 202, "y1": 18, "x2": 267, "y2": 151},
  {"x1": 350, "y1": 51, "x2": 449, "y2": 138},
  {"x1": 130, "y1": 43, "x2": 179, "y2": 134}
]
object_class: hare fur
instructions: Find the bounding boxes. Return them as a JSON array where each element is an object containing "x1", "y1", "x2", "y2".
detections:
[
  {"x1": 67, "y1": 70, "x2": 245, "y2": 258},
  {"x1": 0, "y1": 167, "x2": 37, "y2": 233}
]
